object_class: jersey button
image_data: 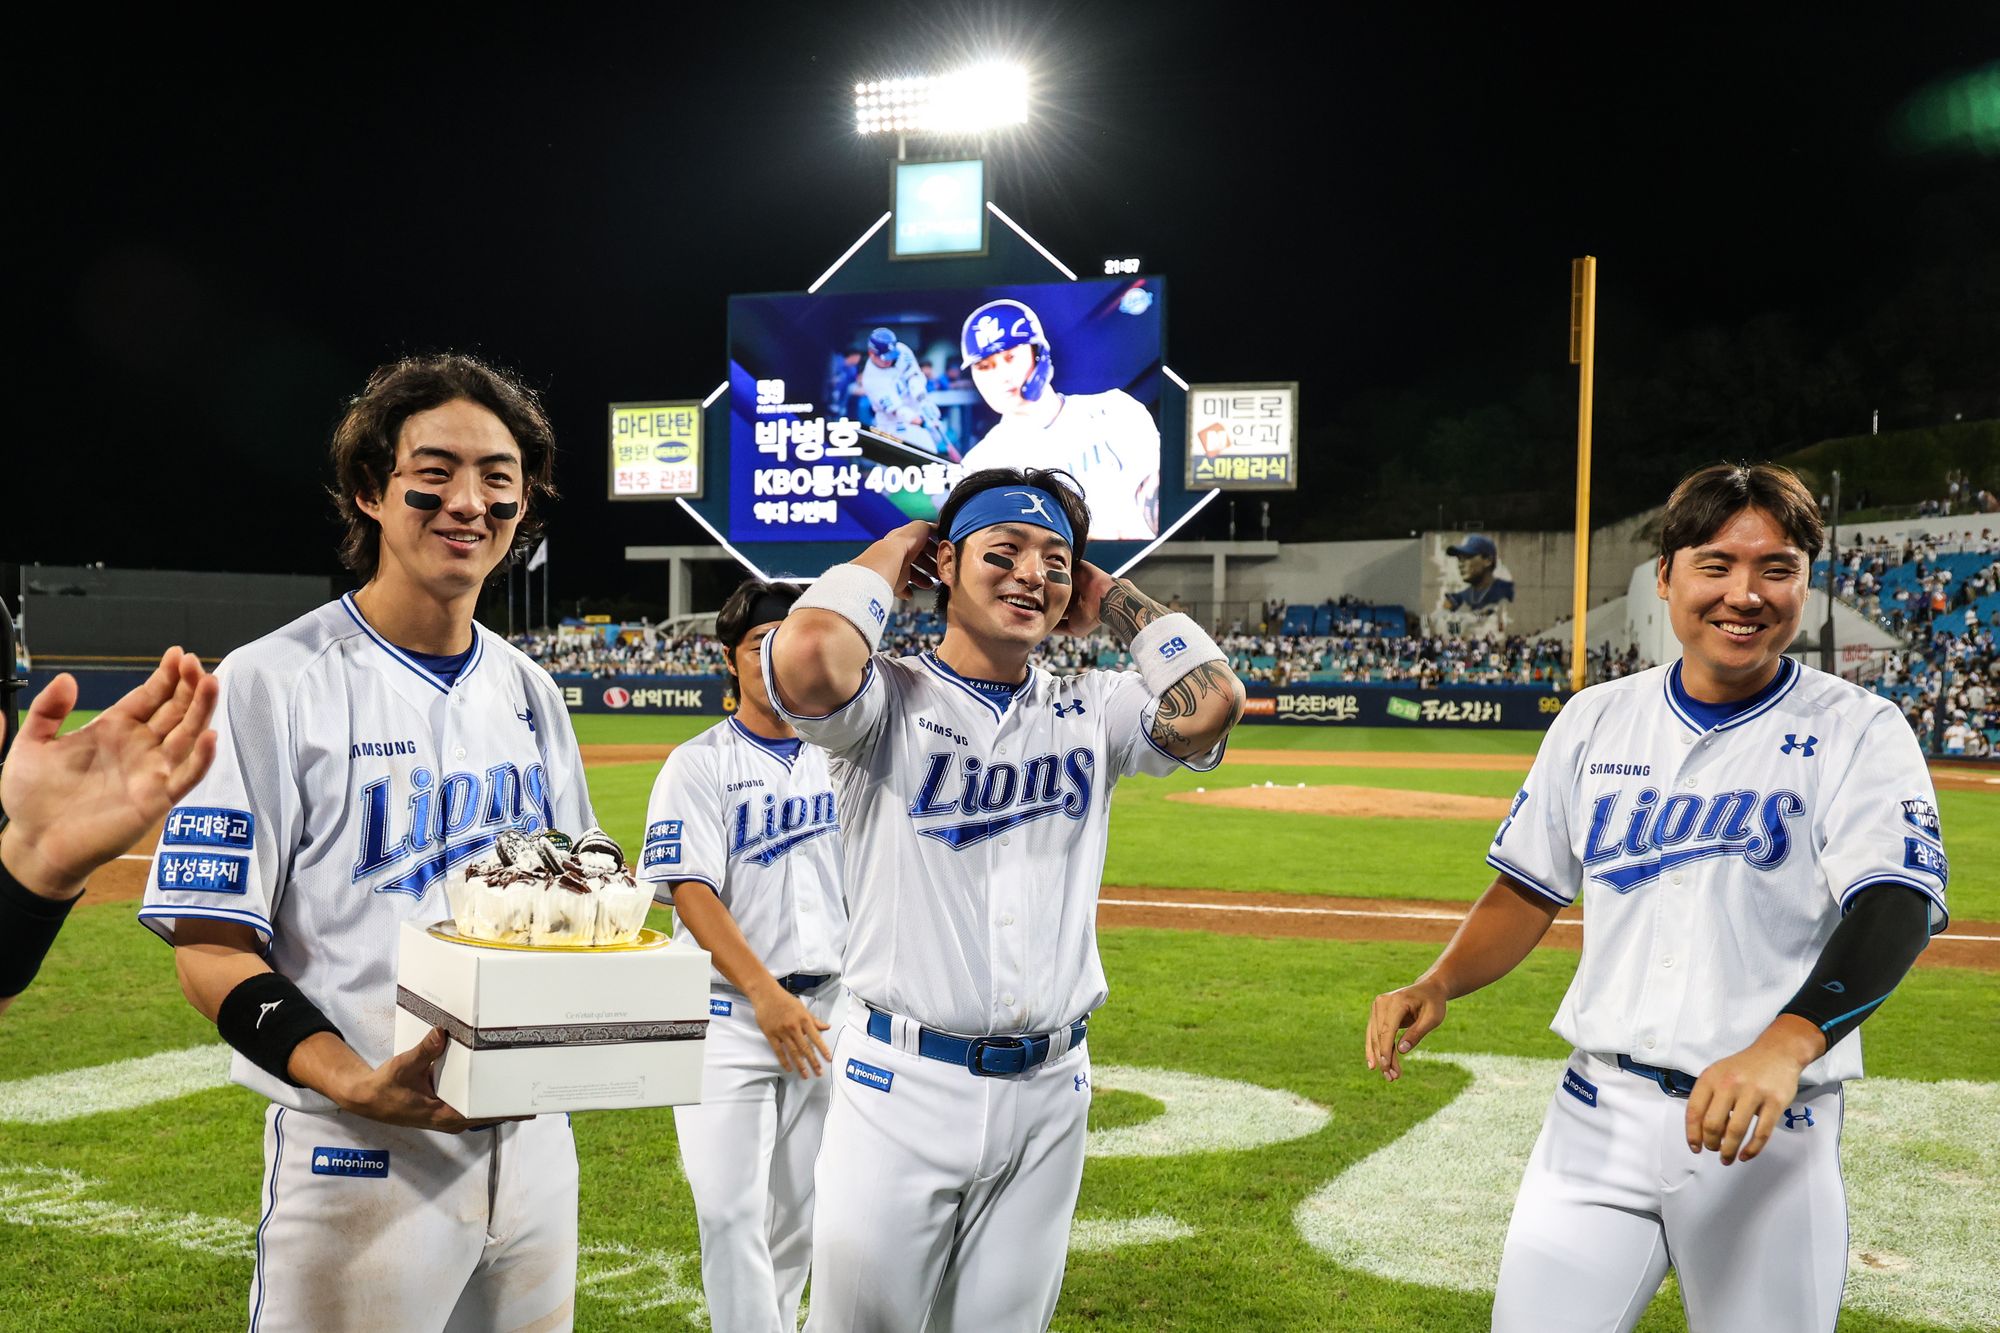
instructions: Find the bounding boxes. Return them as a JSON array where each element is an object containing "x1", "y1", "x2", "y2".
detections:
[
  {"x1": 1680, "y1": 735, "x2": 1694, "y2": 746},
  {"x1": 1662, "y1": 956, "x2": 1674, "y2": 968},
  {"x1": 1682, "y1": 777, "x2": 1697, "y2": 789},
  {"x1": 454, "y1": 747, "x2": 467, "y2": 760},
  {"x1": 1000, "y1": 914, "x2": 1015, "y2": 926},
  {"x1": 1002, "y1": 993, "x2": 1015, "y2": 1006},
  {"x1": 1671, "y1": 873, "x2": 1684, "y2": 885},
  {"x1": 1643, "y1": 1036, "x2": 1657, "y2": 1050},
  {"x1": 1001, "y1": 836, "x2": 1011, "y2": 846}
]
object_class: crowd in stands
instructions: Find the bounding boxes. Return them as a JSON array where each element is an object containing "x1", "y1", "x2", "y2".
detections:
[
  {"x1": 508, "y1": 630, "x2": 729, "y2": 679},
  {"x1": 1915, "y1": 469, "x2": 1999, "y2": 517},
  {"x1": 510, "y1": 612, "x2": 1644, "y2": 691},
  {"x1": 507, "y1": 542, "x2": 1998, "y2": 758}
]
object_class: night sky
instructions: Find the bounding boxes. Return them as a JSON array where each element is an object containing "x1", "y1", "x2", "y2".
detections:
[{"x1": 15, "y1": 5, "x2": 1998, "y2": 614}]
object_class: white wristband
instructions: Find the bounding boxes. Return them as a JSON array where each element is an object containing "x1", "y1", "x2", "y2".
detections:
[
  {"x1": 1128, "y1": 613, "x2": 1227, "y2": 696},
  {"x1": 795, "y1": 563, "x2": 894, "y2": 652}
]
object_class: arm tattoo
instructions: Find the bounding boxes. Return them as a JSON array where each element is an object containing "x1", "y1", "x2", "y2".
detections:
[
  {"x1": 1097, "y1": 579, "x2": 1167, "y2": 649},
  {"x1": 1148, "y1": 660, "x2": 1246, "y2": 753}
]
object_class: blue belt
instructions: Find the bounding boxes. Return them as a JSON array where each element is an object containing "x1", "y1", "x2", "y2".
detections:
[
  {"x1": 778, "y1": 972, "x2": 833, "y2": 995},
  {"x1": 1618, "y1": 1054, "x2": 1699, "y2": 1099},
  {"x1": 865, "y1": 1007, "x2": 1087, "y2": 1078}
]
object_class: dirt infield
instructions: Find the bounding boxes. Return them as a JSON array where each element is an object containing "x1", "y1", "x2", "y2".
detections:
[
  {"x1": 1168, "y1": 784, "x2": 1515, "y2": 821},
  {"x1": 1098, "y1": 886, "x2": 1999, "y2": 971}
]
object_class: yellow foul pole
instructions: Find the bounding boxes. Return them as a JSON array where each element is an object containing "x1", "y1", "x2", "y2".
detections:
[{"x1": 1568, "y1": 256, "x2": 1598, "y2": 695}]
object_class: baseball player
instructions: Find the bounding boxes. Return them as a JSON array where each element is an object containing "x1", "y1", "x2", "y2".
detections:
[
  {"x1": 639, "y1": 577, "x2": 846, "y2": 1333},
  {"x1": 764, "y1": 466, "x2": 1246, "y2": 1331},
  {"x1": 1367, "y1": 462, "x2": 1948, "y2": 1333},
  {"x1": 139, "y1": 354, "x2": 594, "y2": 1331},
  {"x1": 956, "y1": 300, "x2": 1161, "y2": 541},
  {"x1": 858, "y1": 326, "x2": 955, "y2": 458}
]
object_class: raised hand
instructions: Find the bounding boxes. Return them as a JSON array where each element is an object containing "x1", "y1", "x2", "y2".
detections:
[{"x1": 0, "y1": 648, "x2": 220, "y2": 898}]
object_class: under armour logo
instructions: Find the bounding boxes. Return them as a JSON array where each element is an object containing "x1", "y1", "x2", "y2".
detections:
[
  {"x1": 1074, "y1": 1074, "x2": 1089, "y2": 1092},
  {"x1": 1782, "y1": 1106, "x2": 1815, "y2": 1130},
  {"x1": 1822, "y1": 980, "x2": 1846, "y2": 994},
  {"x1": 1053, "y1": 699, "x2": 1087, "y2": 718},
  {"x1": 256, "y1": 1000, "x2": 283, "y2": 1029},
  {"x1": 1780, "y1": 734, "x2": 1818, "y2": 757},
  {"x1": 516, "y1": 705, "x2": 536, "y2": 734},
  {"x1": 1007, "y1": 490, "x2": 1055, "y2": 522}
]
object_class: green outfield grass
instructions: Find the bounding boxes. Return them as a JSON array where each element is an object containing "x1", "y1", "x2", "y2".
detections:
[{"x1": 3, "y1": 913, "x2": 1994, "y2": 1332}]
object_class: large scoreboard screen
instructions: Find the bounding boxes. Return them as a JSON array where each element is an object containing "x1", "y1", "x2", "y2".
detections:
[{"x1": 727, "y1": 276, "x2": 1166, "y2": 545}]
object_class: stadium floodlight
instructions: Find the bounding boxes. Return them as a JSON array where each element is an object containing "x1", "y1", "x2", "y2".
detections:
[{"x1": 853, "y1": 62, "x2": 1028, "y2": 136}]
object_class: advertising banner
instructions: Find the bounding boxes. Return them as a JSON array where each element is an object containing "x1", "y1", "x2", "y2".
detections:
[
  {"x1": 1240, "y1": 683, "x2": 1567, "y2": 730},
  {"x1": 1187, "y1": 382, "x2": 1298, "y2": 490},
  {"x1": 609, "y1": 401, "x2": 703, "y2": 500}
]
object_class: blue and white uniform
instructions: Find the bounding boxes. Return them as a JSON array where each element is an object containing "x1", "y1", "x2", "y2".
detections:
[
  {"x1": 1485, "y1": 656, "x2": 1948, "y2": 1332},
  {"x1": 765, "y1": 642, "x2": 1223, "y2": 1332},
  {"x1": 858, "y1": 342, "x2": 950, "y2": 457},
  {"x1": 140, "y1": 594, "x2": 592, "y2": 1333},
  {"x1": 640, "y1": 717, "x2": 846, "y2": 1333}
]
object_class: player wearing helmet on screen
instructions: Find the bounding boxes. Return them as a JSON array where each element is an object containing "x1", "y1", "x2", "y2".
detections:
[
  {"x1": 957, "y1": 298, "x2": 1162, "y2": 541},
  {"x1": 857, "y1": 326, "x2": 956, "y2": 459}
]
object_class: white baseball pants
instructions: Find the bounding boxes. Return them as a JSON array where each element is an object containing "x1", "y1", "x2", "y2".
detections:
[{"x1": 1493, "y1": 1049, "x2": 1847, "y2": 1333}]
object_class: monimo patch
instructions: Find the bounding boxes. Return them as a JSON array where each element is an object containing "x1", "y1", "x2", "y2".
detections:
[
  {"x1": 1561, "y1": 1068, "x2": 1599, "y2": 1107},
  {"x1": 845, "y1": 1059, "x2": 894, "y2": 1093},
  {"x1": 311, "y1": 1148, "x2": 389, "y2": 1178}
]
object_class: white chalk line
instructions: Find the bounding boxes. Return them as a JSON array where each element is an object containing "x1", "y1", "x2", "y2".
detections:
[{"x1": 1099, "y1": 898, "x2": 1573, "y2": 926}]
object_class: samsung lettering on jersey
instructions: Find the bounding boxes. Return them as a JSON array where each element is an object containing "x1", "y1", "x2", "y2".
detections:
[
  {"x1": 906, "y1": 748, "x2": 1095, "y2": 850},
  {"x1": 1581, "y1": 786, "x2": 1806, "y2": 891},
  {"x1": 352, "y1": 762, "x2": 554, "y2": 896},
  {"x1": 350, "y1": 740, "x2": 420, "y2": 758}
]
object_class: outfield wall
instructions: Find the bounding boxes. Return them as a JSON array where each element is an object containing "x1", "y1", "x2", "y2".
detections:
[{"x1": 28, "y1": 670, "x2": 1566, "y2": 731}]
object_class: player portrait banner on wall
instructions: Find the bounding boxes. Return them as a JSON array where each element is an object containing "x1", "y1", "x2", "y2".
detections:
[
  {"x1": 609, "y1": 400, "x2": 703, "y2": 501},
  {"x1": 727, "y1": 277, "x2": 1168, "y2": 544},
  {"x1": 1186, "y1": 382, "x2": 1299, "y2": 491}
]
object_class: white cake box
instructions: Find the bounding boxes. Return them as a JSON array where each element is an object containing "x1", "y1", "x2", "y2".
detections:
[{"x1": 393, "y1": 919, "x2": 711, "y2": 1118}]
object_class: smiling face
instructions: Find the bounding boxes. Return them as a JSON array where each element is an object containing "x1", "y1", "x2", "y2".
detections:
[
  {"x1": 356, "y1": 397, "x2": 523, "y2": 601},
  {"x1": 940, "y1": 521, "x2": 1075, "y2": 653},
  {"x1": 1657, "y1": 505, "x2": 1810, "y2": 701},
  {"x1": 969, "y1": 342, "x2": 1039, "y2": 415}
]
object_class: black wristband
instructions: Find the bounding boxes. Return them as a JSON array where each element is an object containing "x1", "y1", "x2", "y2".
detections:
[
  {"x1": 0, "y1": 853, "x2": 82, "y2": 999},
  {"x1": 217, "y1": 973, "x2": 343, "y2": 1086},
  {"x1": 1778, "y1": 883, "x2": 1932, "y2": 1050}
]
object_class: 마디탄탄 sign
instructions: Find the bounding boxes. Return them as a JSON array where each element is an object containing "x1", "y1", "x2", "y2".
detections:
[{"x1": 609, "y1": 401, "x2": 703, "y2": 500}]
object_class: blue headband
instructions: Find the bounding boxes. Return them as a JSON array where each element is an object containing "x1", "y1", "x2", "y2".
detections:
[{"x1": 947, "y1": 486, "x2": 1075, "y2": 548}]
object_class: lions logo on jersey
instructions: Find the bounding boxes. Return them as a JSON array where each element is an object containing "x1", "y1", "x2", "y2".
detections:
[
  {"x1": 907, "y1": 748, "x2": 1095, "y2": 850},
  {"x1": 353, "y1": 763, "x2": 553, "y2": 897},
  {"x1": 1582, "y1": 786, "x2": 1807, "y2": 892}
]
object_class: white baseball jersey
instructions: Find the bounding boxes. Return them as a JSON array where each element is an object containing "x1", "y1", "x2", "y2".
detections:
[
  {"x1": 764, "y1": 644, "x2": 1221, "y2": 1036},
  {"x1": 638, "y1": 716, "x2": 847, "y2": 987},
  {"x1": 1487, "y1": 656, "x2": 1949, "y2": 1086},
  {"x1": 859, "y1": 344, "x2": 948, "y2": 454},
  {"x1": 140, "y1": 594, "x2": 594, "y2": 1110},
  {"x1": 960, "y1": 389, "x2": 1160, "y2": 540}
]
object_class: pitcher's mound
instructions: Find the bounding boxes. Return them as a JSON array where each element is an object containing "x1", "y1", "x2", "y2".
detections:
[{"x1": 1167, "y1": 784, "x2": 1514, "y2": 821}]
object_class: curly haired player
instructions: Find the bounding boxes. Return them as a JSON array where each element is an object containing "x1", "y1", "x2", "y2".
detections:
[{"x1": 140, "y1": 354, "x2": 594, "y2": 1331}]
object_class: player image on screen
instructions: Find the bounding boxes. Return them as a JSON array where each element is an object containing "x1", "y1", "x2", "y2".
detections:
[
  {"x1": 957, "y1": 300, "x2": 1162, "y2": 541},
  {"x1": 858, "y1": 326, "x2": 957, "y2": 459}
]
